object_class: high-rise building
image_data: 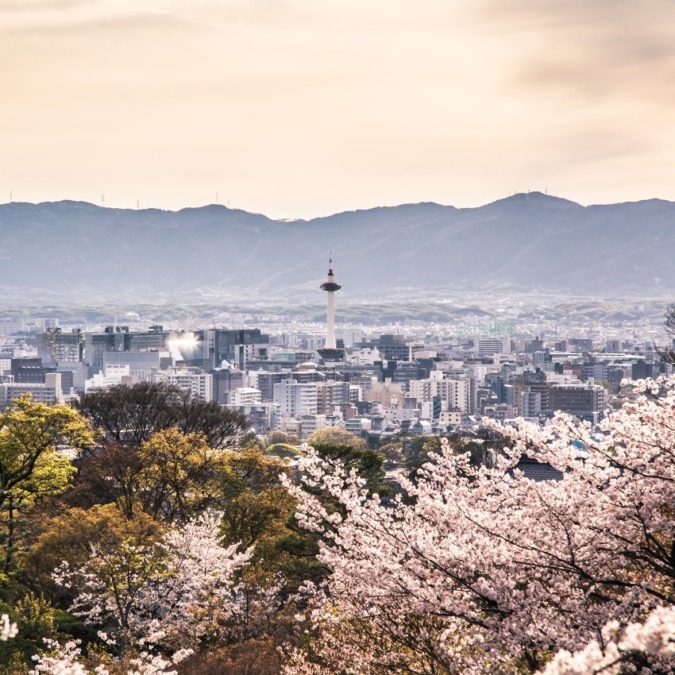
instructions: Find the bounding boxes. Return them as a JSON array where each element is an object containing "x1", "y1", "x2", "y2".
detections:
[
  {"x1": 37, "y1": 328, "x2": 83, "y2": 364},
  {"x1": 84, "y1": 325, "x2": 169, "y2": 370}
]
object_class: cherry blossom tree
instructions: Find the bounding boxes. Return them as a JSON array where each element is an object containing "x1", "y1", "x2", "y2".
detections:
[
  {"x1": 54, "y1": 511, "x2": 252, "y2": 654},
  {"x1": 0, "y1": 614, "x2": 18, "y2": 642},
  {"x1": 282, "y1": 376, "x2": 675, "y2": 673},
  {"x1": 28, "y1": 637, "x2": 192, "y2": 675},
  {"x1": 540, "y1": 605, "x2": 675, "y2": 675}
]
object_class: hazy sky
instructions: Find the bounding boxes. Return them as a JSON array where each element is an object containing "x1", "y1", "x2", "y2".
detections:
[{"x1": 2, "y1": 0, "x2": 675, "y2": 218}]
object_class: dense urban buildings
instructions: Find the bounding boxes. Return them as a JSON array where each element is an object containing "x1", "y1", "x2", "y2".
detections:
[{"x1": 0, "y1": 310, "x2": 670, "y2": 439}]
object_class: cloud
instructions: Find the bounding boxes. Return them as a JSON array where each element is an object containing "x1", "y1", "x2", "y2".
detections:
[
  {"x1": 2, "y1": 0, "x2": 675, "y2": 216},
  {"x1": 474, "y1": 0, "x2": 675, "y2": 105},
  {"x1": 0, "y1": 0, "x2": 185, "y2": 34}
]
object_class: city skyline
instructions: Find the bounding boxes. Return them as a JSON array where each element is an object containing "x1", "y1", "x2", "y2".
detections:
[{"x1": 3, "y1": 1, "x2": 675, "y2": 219}]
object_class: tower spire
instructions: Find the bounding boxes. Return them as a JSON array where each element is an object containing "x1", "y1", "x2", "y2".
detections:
[{"x1": 318, "y1": 256, "x2": 344, "y2": 361}]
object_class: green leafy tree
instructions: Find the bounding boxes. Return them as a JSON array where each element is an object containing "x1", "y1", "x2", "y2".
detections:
[
  {"x1": 74, "y1": 428, "x2": 244, "y2": 521},
  {"x1": 0, "y1": 592, "x2": 75, "y2": 672},
  {"x1": 218, "y1": 449, "x2": 296, "y2": 550},
  {"x1": 265, "y1": 444, "x2": 301, "y2": 460},
  {"x1": 264, "y1": 430, "x2": 301, "y2": 447},
  {"x1": 0, "y1": 396, "x2": 93, "y2": 580},
  {"x1": 135, "y1": 428, "x2": 227, "y2": 522},
  {"x1": 307, "y1": 427, "x2": 366, "y2": 449},
  {"x1": 21, "y1": 505, "x2": 161, "y2": 605}
]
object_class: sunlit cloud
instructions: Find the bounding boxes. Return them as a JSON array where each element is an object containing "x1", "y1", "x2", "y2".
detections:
[{"x1": 1, "y1": 1, "x2": 674, "y2": 217}]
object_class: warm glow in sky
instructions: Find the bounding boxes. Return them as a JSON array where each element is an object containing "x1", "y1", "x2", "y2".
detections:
[{"x1": 2, "y1": 0, "x2": 675, "y2": 218}]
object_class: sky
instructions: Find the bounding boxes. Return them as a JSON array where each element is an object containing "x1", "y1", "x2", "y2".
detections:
[{"x1": 2, "y1": 0, "x2": 675, "y2": 219}]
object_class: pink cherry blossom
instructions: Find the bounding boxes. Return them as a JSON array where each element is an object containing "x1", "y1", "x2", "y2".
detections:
[{"x1": 282, "y1": 376, "x2": 675, "y2": 672}]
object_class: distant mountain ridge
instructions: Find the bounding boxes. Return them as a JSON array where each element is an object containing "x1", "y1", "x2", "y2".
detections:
[{"x1": 1, "y1": 192, "x2": 674, "y2": 304}]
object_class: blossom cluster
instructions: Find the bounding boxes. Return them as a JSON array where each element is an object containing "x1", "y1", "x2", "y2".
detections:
[
  {"x1": 45, "y1": 511, "x2": 252, "y2": 672},
  {"x1": 541, "y1": 605, "x2": 675, "y2": 674},
  {"x1": 283, "y1": 376, "x2": 675, "y2": 672}
]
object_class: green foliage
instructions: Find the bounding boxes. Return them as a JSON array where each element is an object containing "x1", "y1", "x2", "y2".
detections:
[
  {"x1": 135, "y1": 428, "x2": 227, "y2": 521},
  {"x1": 217, "y1": 448, "x2": 299, "y2": 579},
  {"x1": 0, "y1": 592, "x2": 80, "y2": 673},
  {"x1": 307, "y1": 427, "x2": 366, "y2": 449},
  {"x1": 220, "y1": 487, "x2": 295, "y2": 551},
  {"x1": 21, "y1": 504, "x2": 164, "y2": 604},
  {"x1": 379, "y1": 441, "x2": 404, "y2": 463},
  {"x1": 75, "y1": 429, "x2": 238, "y2": 521},
  {"x1": 265, "y1": 430, "x2": 301, "y2": 447},
  {"x1": 265, "y1": 443, "x2": 300, "y2": 460},
  {"x1": 0, "y1": 396, "x2": 93, "y2": 580},
  {"x1": 273, "y1": 530, "x2": 327, "y2": 591}
]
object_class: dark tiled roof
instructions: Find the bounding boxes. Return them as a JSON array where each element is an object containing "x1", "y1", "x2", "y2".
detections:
[{"x1": 514, "y1": 457, "x2": 564, "y2": 482}]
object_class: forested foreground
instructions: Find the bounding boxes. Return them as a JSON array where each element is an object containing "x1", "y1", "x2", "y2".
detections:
[{"x1": 0, "y1": 380, "x2": 674, "y2": 674}]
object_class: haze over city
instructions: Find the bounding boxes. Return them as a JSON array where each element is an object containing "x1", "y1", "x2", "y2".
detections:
[{"x1": 3, "y1": 0, "x2": 675, "y2": 218}]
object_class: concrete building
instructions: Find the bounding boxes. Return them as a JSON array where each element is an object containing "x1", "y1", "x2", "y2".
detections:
[
  {"x1": 212, "y1": 368, "x2": 245, "y2": 404},
  {"x1": 151, "y1": 368, "x2": 213, "y2": 402},
  {"x1": 0, "y1": 372, "x2": 63, "y2": 405},
  {"x1": 365, "y1": 381, "x2": 404, "y2": 408},
  {"x1": 209, "y1": 329, "x2": 270, "y2": 369},
  {"x1": 103, "y1": 351, "x2": 161, "y2": 381},
  {"x1": 375, "y1": 334, "x2": 409, "y2": 361},
  {"x1": 317, "y1": 380, "x2": 350, "y2": 414},
  {"x1": 273, "y1": 379, "x2": 318, "y2": 417},
  {"x1": 437, "y1": 409, "x2": 462, "y2": 426},
  {"x1": 85, "y1": 364, "x2": 133, "y2": 392},
  {"x1": 549, "y1": 384, "x2": 606, "y2": 422},
  {"x1": 477, "y1": 336, "x2": 511, "y2": 358},
  {"x1": 336, "y1": 328, "x2": 363, "y2": 349},
  {"x1": 253, "y1": 371, "x2": 287, "y2": 402},
  {"x1": 37, "y1": 328, "x2": 83, "y2": 364},
  {"x1": 229, "y1": 387, "x2": 262, "y2": 406},
  {"x1": 11, "y1": 358, "x2": 52, "y2": 383},
  {"x1": 84, "y1": 325, "x2": 169, "y2": 370}
]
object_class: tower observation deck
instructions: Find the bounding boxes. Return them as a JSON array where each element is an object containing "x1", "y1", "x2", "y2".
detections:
[{"x1": 317, "y1": 259, "x2": 344, "y2": 361}]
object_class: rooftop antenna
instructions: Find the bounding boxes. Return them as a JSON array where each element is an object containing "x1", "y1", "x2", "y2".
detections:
[
  {"x1": 101, "y1": 193, "x2": 105, "y2": 207},
  {"x1": 136, "y1": 200, "x2": 139, "y2": 210},
  {"x1": 216, "y1": 192, "x2": 219, "y2": 203},
  {"x1": 9, "y1": 190, "x2": 12, "y2": 202}
]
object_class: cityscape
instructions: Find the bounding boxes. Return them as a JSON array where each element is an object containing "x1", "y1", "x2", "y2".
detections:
[
  {"x1": 4, "y1": 1, "x2": 675, "y2": 672},
  {"x1": 1, "y1": 258, "x2": 671, "y2": 443}
]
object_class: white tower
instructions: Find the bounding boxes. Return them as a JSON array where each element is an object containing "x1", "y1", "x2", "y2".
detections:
[{"x1": 318, "y1": 258, "x2": 344, "y2": 361}]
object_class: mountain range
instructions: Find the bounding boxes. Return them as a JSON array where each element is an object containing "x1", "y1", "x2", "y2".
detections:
[{"x1": 1, "y1": 192, "x2": 674, "y2": 305}]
